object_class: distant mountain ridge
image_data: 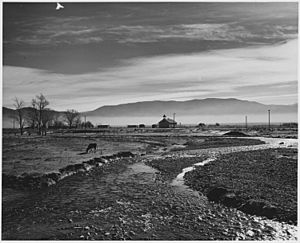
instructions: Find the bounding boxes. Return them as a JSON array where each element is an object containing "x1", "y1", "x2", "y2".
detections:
[
  {"x1": 2, "y1": 107, "x2": 64, "y2": 118},
  {"x1": 3, "y1": 98, "x2": 297, "y2": 119},
  {"x1": 84, "y1": 98, "x2": 297, "y2": 117}
]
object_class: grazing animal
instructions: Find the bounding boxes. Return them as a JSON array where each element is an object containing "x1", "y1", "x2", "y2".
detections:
[{"x1": 86, "y1": 143, "x2": 97, "y2": 153}]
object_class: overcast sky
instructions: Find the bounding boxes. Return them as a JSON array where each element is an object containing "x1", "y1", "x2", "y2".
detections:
[{"x1": 3, "y1": 2, "x2": 298, "y2": 111}]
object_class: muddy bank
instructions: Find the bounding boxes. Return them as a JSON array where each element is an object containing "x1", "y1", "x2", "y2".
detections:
[
  {"x1": 2, "y1": 135, "x2": 298, "y2": 240},
  {"x1": 2, "y1": 156, "x2": 297, "y2": 240},
  {"x1": 184, "y1": 148, "x2": 297, "y2": 225},
  {"x1": 2, "y1": 151, "x2": 135, "y2": 190}
]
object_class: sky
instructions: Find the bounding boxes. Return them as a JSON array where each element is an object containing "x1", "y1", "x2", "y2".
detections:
[{"x1": 2, "y1": 2, "x2": 298, "y2": 112}]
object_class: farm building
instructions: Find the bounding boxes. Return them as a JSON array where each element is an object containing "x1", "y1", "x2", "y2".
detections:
[
  {"x1": 128, "y1": 125, "x2": 138, "y2": 128},
  {"x1": 98, "y1": 125, "x2": 110, "y2": 128},
  {"x1": 158, "y1": 115, "x2": 177, "y2": 128}
]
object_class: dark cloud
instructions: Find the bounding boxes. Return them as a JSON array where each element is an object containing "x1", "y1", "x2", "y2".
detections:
[{"x1": 3, "y1": 2, "x2": 298, "y2": 74}]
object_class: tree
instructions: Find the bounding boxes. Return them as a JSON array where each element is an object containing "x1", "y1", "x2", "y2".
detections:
[
  {"x1": 32, "y1": 94, "x2": 50, "y2": 135},
  {"x1": 64, "y1": 109, "x2": 80, "y2": 128},
  {"x1": 26, "y1": 107, "x2": 39, "y2": 129},
  {"x1": 13, "y1": 97, "x2": 26, "y2": 135},
  {"x1": 82, "y1": 121, "x2": 94, "y2": 128},
  {"x1": 41, "y1": 109, "x2": 55, "y2": 135},
  {"x1": 74, "y1": 115, "x2": 82, "y2": 128},
  {"x1": 51, "y1": 113, "x2": 66, "y2": 128}
]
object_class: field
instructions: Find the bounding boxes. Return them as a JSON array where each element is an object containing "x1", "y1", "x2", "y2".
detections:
[
  {"x1": 2, "y1": 134, "x2": 147, "y2": 176},
  {"x1": 2, "y1": 127, "x2": 298, "y2": 240},
  {"x1": 184, "y1": 148, "x2": 297, "y2": 224}
]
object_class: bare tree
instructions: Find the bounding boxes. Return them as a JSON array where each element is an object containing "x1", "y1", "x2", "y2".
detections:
[
  {"x1": 13, "y1": 97, "x2": 26, "y2": 135},
  {"x1": 82, "y1": 121, "x2": 94, "y2": 128},
  {"x1": 32, "y1": 94, "x2": 50, "y2": 135},
  {"x1": 64, "y1": 109, "x2": 80, "y2": 128},
  {"x1": 74, "y1": 116, "x2": 82, "y2": 128},
  {"x1": 52, "y1": 113, "x2": 66, "y2": 128},
  {"x1": 41, "y1": 109, "x2": 55, "y2": 135},
  {"x1": 26, "y1": 106, "x2": 38, "y2": 129}
]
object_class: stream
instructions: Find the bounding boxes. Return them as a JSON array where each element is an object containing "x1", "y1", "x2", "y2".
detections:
[
  {"x1": 2, "y1": 137, "x2": 298, "y2": 240},
  {"x1": 170, "y1": 137, "x2": 298, "y2": 190}
]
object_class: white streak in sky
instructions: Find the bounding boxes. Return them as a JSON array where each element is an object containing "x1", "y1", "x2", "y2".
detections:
[{"x1": 3, "y1": 39, "x2": 297, "y2": 111}]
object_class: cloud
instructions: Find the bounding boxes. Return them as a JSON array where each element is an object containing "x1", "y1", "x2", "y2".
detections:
[
  {"x1": 3, "y1": 39, "x2": 297, "y2": 111},
  {"x1": 106, "y1": 23, "x2": 290, "y2": 44},
  {"x1": 9, "y1": 16, "x2": 103, "y2": 45},
  {"x1": 5, "y1": 11, "x2": 297, "y2": 46}
]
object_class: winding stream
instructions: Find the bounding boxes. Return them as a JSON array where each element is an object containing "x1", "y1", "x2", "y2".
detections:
[
  {"x1": 170, "y1": 137, "x2": 297, "y2": 190},
  {"x1": 2, "y1": 136, "x2": 298, "y2": 240},
  {"x1": 167, "y1": 137, "x2": 298, "y2": 240}
]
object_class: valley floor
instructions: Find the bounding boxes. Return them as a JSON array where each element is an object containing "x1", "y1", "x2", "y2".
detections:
[{"x1": 2, "y1": 129, "x2": 298, "y2": 240}]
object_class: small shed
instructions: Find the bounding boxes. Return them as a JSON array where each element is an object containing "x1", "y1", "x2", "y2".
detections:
[
  {"x1": 98, "y1": 125, "x2": 110, "y2": 128},
  {"x1": 158, "y1": 115, "x2": 177, "y2": 128},
  {"x1": 127, "y1": 125, "x2": 138, "y2": 128}
]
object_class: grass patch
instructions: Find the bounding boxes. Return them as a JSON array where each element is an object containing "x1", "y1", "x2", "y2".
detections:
[{"x1": 184, "y1": 148, "x2": 297, "y2": 224}]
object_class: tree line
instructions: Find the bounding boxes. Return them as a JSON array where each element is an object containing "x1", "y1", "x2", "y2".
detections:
[{"x1": 13, "y1": 94, "x2": 93, "y2": 136}]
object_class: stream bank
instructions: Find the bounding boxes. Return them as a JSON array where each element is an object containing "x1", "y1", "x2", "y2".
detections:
[{"x1": 2, "y1": 136, "x2": 298, "y2": 240}]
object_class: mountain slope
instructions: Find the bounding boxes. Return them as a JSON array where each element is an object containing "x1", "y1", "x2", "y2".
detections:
[{"x1": 84, "y1": 98, "x2": 297, "y2": 117}]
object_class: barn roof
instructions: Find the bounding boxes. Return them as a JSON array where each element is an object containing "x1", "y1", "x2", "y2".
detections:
[{"x1": 159, "y1": 118, "x2": 177, "y2": 124}]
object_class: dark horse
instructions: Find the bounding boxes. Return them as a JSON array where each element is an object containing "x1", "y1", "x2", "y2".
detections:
[{"x1": 86, "y1": 143, "x2": 97, "y2": 153}]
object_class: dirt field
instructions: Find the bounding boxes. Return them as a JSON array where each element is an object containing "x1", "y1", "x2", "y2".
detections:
[
  {"x1": 184, "y1": 148, "x2": 297, "y2": 224},
  {"x1": 2, "y1": 134, "x2": 147, "y2": 176},
  {"x1": 2, "y1": 128, "x2": 298, "y2": 240},
  {"x1": 2, "y1": 133, "x2": 264, "y2": 176}
]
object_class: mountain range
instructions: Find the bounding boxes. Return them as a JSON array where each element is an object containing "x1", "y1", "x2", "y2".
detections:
[
  {"x1": 84, "y1": 98, "x2": 297, "y2": 117},
  {"x1": 3, "y1": 98, "x2": 297, "y2": 119}
]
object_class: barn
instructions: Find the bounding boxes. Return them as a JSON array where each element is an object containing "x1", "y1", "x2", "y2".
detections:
[{"x1": 158, "y1": 115, "x2": 177, "y2": 128}]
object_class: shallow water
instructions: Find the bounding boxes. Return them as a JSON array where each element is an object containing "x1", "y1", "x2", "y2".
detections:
[
  {"x1": 2, "y1": 137, "x2": 298, "y2": 240},
  {"x1": 170, "y1": 157, "x2": 217, "y2": 189},
  {"x1": 167, "y1": 136, "x2": 298, "y2": 240},
  {"x1": 170, "y1": 137, "x2": 298, "y2": 191}
]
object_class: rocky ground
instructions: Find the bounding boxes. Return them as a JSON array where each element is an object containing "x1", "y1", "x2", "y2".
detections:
[
  {"x1": 2, "y1": 157, "x2": 297, "y2": 240},
  {"x1": 184, "y1": 148, "x2": 297, "y2": 224},
  {"x1": 2, "y1": 134, "x2": 298, "y2": 240}
]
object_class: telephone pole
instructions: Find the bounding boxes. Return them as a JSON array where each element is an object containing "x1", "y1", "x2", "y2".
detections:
[
  {"x1": 173, "y1": 113, "x2": 176, "y2": 128},
  {"x1": 84, "y1": 115, "x2": 87, "y2": 134},
  {"x1": 245, "y1": 115, "x2": 248, "y2": 130},
  {"x1": 268, "y1": 110, "x2": 271, "y2": 130}
]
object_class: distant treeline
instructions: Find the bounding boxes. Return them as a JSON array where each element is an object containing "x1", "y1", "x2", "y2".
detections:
[{"x1": 9, "y1": 94, "x2": 94, "y2": 136}]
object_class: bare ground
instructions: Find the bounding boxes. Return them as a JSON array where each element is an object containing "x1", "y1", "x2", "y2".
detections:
[{"x1": 1, "y1": 131, "x2": 298, "y2": 240}]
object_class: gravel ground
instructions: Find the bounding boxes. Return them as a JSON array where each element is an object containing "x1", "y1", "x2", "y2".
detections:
[
  {"x1": 2, "y1": 157, "x2": 297, "y2": 240},
  {"x1": 184, "y1": 148, "x2": 297, "y2": 224},
  {"x1": 2, "y1": 136, "x2": 298, "y2": 240}
]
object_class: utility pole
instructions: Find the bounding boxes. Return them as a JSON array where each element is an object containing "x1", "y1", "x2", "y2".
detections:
[
  {"x1": 245, "y1": 115, "x2": 248, "y2": 130},
  {"x1": 268, "y1": 110, "x2": 271, "y2": 130},
  {"x1": 84, "y1": 115, "x2": 87, "y2": 134},
  {"x1": 173, "y1": 113, "x2": 176, "y2": 128},
  {"x1": 12, "y1": 118, "x2": 16, "y2": 136}
]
